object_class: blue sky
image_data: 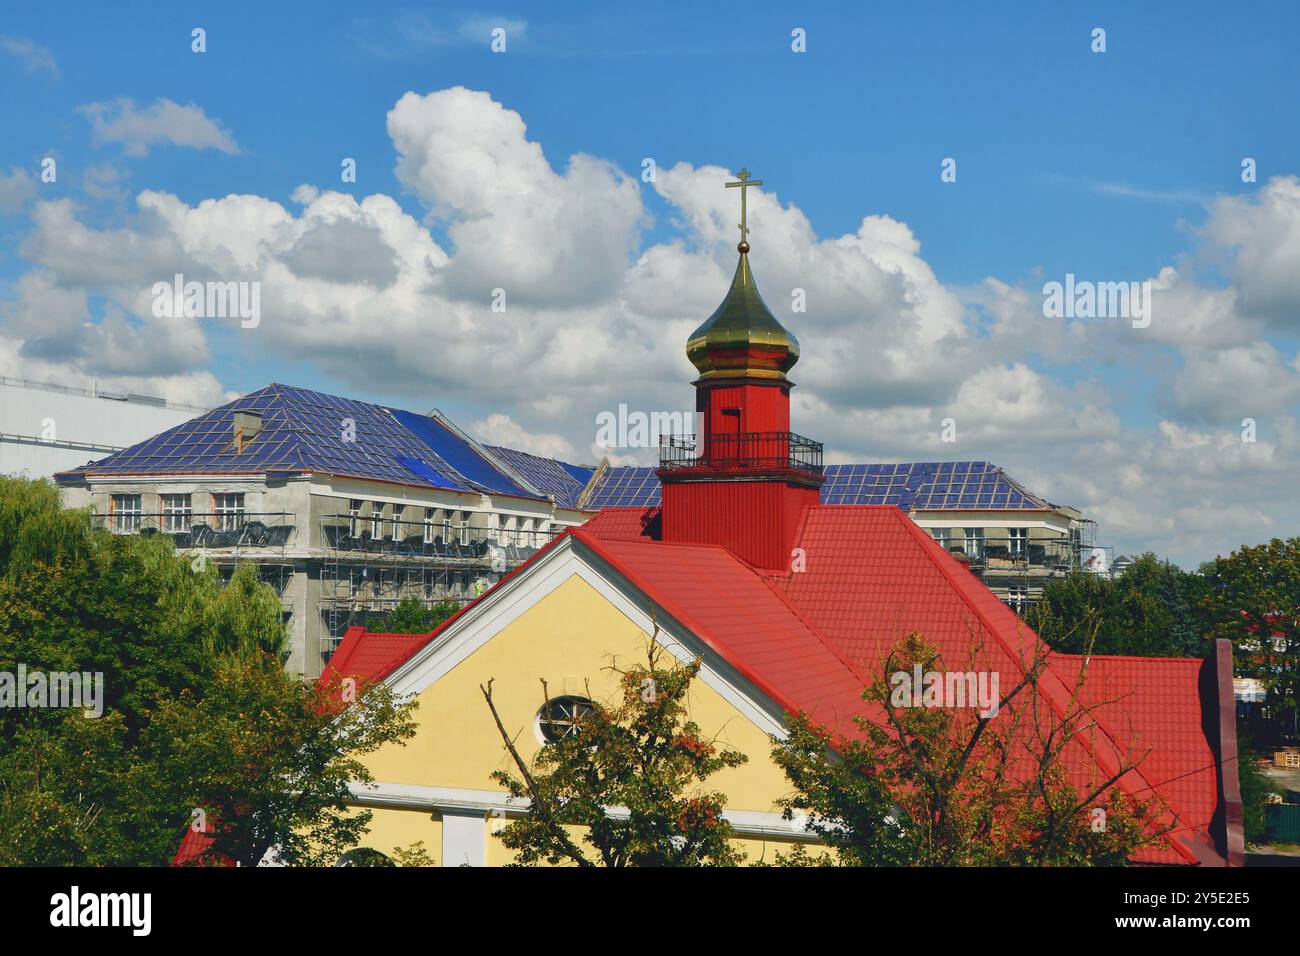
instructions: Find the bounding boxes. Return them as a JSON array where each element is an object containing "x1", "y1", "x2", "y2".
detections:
[{"x1": 1, "y1": 1, "x2": 1298, "y2": 565}]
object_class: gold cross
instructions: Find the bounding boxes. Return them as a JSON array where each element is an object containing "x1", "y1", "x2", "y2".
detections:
[{"x1": 725, "y1": 167, "x2": 764, "y2": 245}]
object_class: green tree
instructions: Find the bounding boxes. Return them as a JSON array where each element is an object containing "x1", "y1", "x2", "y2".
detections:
[
  {"x1": 0, "y1": 475, "x2": 417, "y2": 865},
  {"x1": 381, "y1": 597, "x2": 459, "y2": 634},
  {"x1": 152, "y1": 658, "x2": 418, "y2": 867},
  {"x1": 773, "y1": 633, "x2": 1164, "y2": 866},
  {"x1": 482, "y1": 635, "x2": 747, "y2": 866},
  {"x1": 1201, "y1": 537, "x2": 1300, "y2": 738},
  {"x1": 1235, "y1": 736, "x2": 1280, "y2": 845},
  {"x1": 1025, "y1": 554, "x2": 1209, "y2": 657}
]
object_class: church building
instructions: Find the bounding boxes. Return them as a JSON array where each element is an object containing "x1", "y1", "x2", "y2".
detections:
[{"x1": 180, "y1": 172, "x2": 1243, "y2": 868}]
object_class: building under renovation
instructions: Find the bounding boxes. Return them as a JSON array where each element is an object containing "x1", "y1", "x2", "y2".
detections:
[{"x1": 55, "y1": 384, "x2": 591, "y2": 677}]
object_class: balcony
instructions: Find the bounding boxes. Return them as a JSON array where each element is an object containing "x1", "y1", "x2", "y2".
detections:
[
  {"x1": 92, "y1": 511, "x2": 297, "y2": 549},
  {"x1": 933, "y1": 533, "x2": 1112, "y2": 575},
  {"x1": 319, "y1": 516, "x2": 559, "y2": 564},
  {"x1": 658, "y1": 431, "x2": 823, "y2": 478}
]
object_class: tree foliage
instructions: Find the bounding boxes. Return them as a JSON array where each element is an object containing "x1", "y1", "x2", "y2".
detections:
[
  {"x1": 1200, "y1": 537, "x2": 1300, "y2": 732},
  {"x1": 381, "y1": 597, "x2": 459, "y2": 635},
  {"x1": 773, "y1": 633, "x2": 1164, "y2": 866},
  {"x1": 1025, "y1": 553, "x2": 1209, "y2": 657},
  {"x1": 482, "y1": 635, "x2": 747, "y2": 866},
  {"x1": 155, "y1": 661, "x2": 417, "y2": 867},
  {"x1": 1235, "y1": 736, "x2": 1279, "y2": 846},
  {"x1": 0, "y1": 475, "x2": 417, "y2": 865}
]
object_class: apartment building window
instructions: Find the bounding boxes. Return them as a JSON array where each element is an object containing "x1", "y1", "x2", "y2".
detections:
[
  {"x1": 1006, "y1": 584, "x2": 1028, "y2": 613},
  {"x1": 964, "y1": 527, "x2": 984, "y2": 559},
  {"x1": 1008, "y1": 527, "x2": 1027, "y2": 557},
  {"x1": 348, "y1": 499, "x2": 363, "y2": 537},
  {"x1": 110, "y1": 494, "x2": 142, "y2": 533},
  {"x1": 441, "y1": 511, "x2": 452, "y2": 543},
  {"x1": 423, "y1": 508, "x2": 435, "y2": 544},
  {"x1": 391, "y1": 505, "x2": 405, "y2": 541},
  {"x1": 161, "y1": 494, "x2": 192, "y2": 533},
  {"x1": 458, "y1": 511, "x2": 471, "y2": 546},
  {"x1": 370, "y1": 504, "x2": 383, "y2": 538},
  {"x1": 348, "y1": 567, "x2": 365, "y2": 597},
  {"x1": 930, "y1": 528, "x2": 950, "y2": 548},
  {"x1": 213, "y1": 493, "x2": 245, "y2": 532}
]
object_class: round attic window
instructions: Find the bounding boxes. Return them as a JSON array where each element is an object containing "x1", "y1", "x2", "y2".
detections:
[{"x1": 536, "y1": 695, "x2": 595, "y2": 743}]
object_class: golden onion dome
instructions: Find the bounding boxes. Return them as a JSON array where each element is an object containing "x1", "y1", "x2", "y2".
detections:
[{"x1": 687, "y1": 245, "x2": 799, "y2": 381}]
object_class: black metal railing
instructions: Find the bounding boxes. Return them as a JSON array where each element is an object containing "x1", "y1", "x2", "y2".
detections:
[
  {"x1": 319, "y1": 516, "x2": 560, "y2": 562},
  {"x1": 92, "y1": 511, "x2": 297, "y2": 548},
  {"x1": 658, "y1": 431, "x2": 823, "y2": 477},
  {"x1": 932, "y1": 534, "x2": 1111, "y2": 574}
]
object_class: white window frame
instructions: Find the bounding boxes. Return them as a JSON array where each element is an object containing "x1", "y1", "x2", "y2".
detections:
[
  {"x1": 1008, "y1": 527, "x2": 1027, "y2": 557},
  {"x1": 213, "y1": 493, "x2": 245, "y2": 532},
  {"x1": 423, "y1": 508, "x2": 435, "y2": 545},
  {"x1": 348, "y1": 499, "x2": 362, "y2": 537},
  {"x1": 161, "y1": 493, "x2": 192, "y2": 533},
  {"x1": 391, "y1": 505, "x2": 405, "y2": 541},
  {"x1": 111, "y1": 494, "x2": 142, "y2": 533}
]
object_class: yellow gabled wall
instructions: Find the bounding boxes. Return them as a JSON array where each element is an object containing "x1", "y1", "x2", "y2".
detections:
[
  {"x1": 352, "y1": 572, "x2": 817, "y2": 864},
  {"x1": 352, "y1": 807, "x2": 442, "y2": 863}
]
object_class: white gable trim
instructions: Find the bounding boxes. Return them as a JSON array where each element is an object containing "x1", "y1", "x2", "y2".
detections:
[
  {"x1": 347, "y1": 781, "x2": 818, "y2": 843},
  {"x1": 383, "y1": 534, "x2": 789, "y2": 739}
]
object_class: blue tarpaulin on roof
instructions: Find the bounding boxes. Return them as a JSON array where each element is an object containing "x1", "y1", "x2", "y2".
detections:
[{"x1": 390, "y1": 408, "x2": 533, "y2": 498}]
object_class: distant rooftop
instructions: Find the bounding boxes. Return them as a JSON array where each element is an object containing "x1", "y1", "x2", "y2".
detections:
[
  {"x1": 56, "y1": 383, "x2": 559, "y2": 502},
  {"x1": 53, "y1": 380, "x2": 1057, "y2": 514},
  {"x1": 580, "y1": 461, "x2": 1053, "y2": 511},
  {"x1": 0, "y1": 375, "x2": 211, "y2": 414}
]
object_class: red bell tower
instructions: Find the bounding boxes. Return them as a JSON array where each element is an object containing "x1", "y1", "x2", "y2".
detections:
[{"x1": 656, "y1": 169, "x2": 823, "y2": 570}]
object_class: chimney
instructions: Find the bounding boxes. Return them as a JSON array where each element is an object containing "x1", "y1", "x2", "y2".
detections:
[{"x1": 233, "y1": 410, "x2": 262, "y2": 453}]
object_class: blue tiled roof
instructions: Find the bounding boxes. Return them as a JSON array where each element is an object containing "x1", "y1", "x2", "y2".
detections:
[
  {"x1": 822, "y1": 462, "x2": 1049, "y2": 510},
  {"x1": 580, "y1": 461, "x2": 1050, "y2": 511},
  {"x1": 484, "y1": 445, "x2": 594, "y2": 509},
  {"x1": 56, "y1": 383, "x2": 542, "y2": 500},
  {"x1": 583, "y1": 466, "x2": 662, "y2": 508},
  {"x1": 57, "y1": 382, "x2": 1052, "y2": 515}
]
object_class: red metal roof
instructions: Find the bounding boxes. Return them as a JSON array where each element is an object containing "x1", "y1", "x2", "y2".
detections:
[
  {"x1": 1050, "y1": 654, "x2": 1223, "y2": 864},
  {"x1": 322, "y1": 626, "x2": 433, "y2": 685},
  {"x1": 301, "y1": 501, "x2": 1231, "y2": 866},
  {"x1": 580, "y1": 506, "x2": 660, "y2": 542},
  {"x1": 573, "y1": 531, "x2": 871, "y2": 740},
  {"x1": 579, "y1": 504, "x2": 1227, "y2": 865},
  {"x1": 172, "y1": 827, "x2": 224, "y2": 866}
]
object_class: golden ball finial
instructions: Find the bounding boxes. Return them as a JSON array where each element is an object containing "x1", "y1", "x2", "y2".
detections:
[{"x1": 737, "y1": 240, "x2": 750, "y2": 254}]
